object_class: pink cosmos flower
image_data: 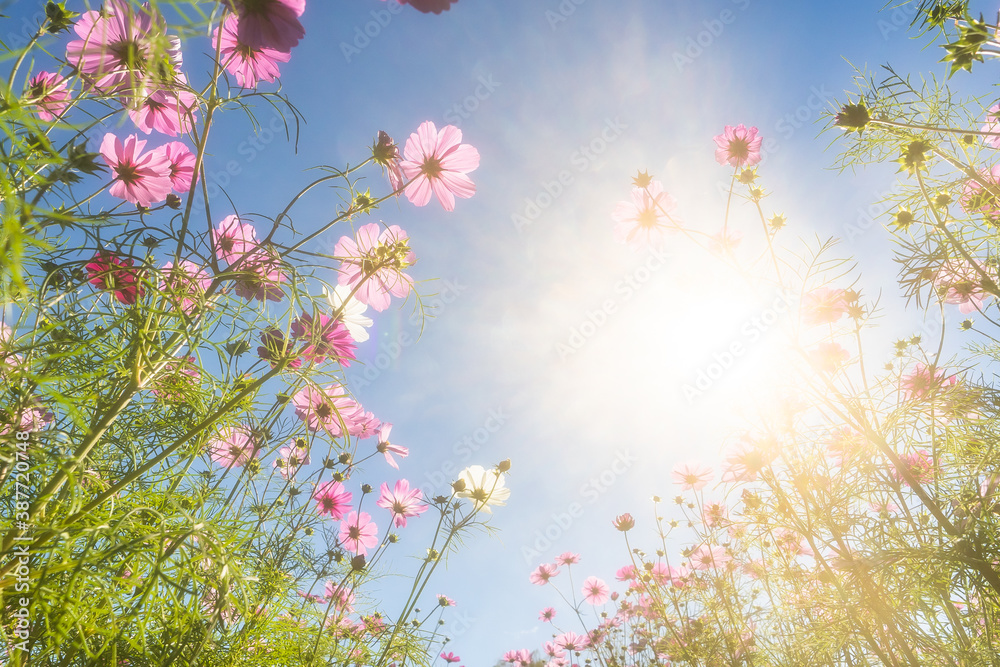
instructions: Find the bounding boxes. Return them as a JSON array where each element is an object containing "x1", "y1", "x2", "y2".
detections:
[
  {"x1": 213, "y1": 215, "x2": 260, "y2": 265},
  {"x1": 437, "y1": 594, "x2": 456, "y2": 607},
  {"x1": 615, "y1": 564, "x2": 636, "y2": 582},
  {"x1": 961, "y1": 164, "x2": 1000, "y2": 219},
  {"x1": 292, "y1": 384, "x2": 362, "y2": 437},
  {"x1": 313, "y1": 480, "x2": 352, "y2": 520},
  {"x1": 207, "y1": 425, "x2": 258, "y2": 467},
  {"x1": 215, "y1": 13, "x2": 291, "y2": 88},
  {"x1": 27, "y1": 71, "x2": 72, "y2": 121},
  {"x1": 387, "y1": 0, "x2": 460, "y2": 13},
  {"x1": 529, "y1": 563, "x2": 560, "y2": 585},
  {"x1": 714, "y1": 124, "x2": 763, "y2": 168},
  {"x1": 554, "y1": 552, "x2": 580, "y2": 566},
  {"x1": 721, "y1": 441, "x2": 774, "y2": 483},
  {"x1": 86, "y1": 249, "x2": 146, "y2": 304},
  {"x1": 339, "y1": 511, "x2": 378, "y2": 555},
  {"x1": 348, "y1": 411, "x2": 381, "y2": 440},
  {"x1": 160, "y1": 260, "x2": 211, "y2": 314},
  {"x1": 160, "y1": 142, "x2": 197, "y2": 193},
  {"x1": 398, "y1": 121, "x2": 480, "y2": 211},
  {"x1": 290, "y1": 312, "x2": 356, "y2": 365},
  {"x1": 689, "y1": 544, "x2": 731, "y2": 570},
  {"x1": 702, "y1": 501, "x2": 727, "y2": 528},
  {"x1": 66, "y1": 1, "x2": 181, "y2": 93},
  {"x1": 127, "y1": 82, "x2": 198, "y2": 136},
  {"x1": 323, "y1": 580, "x2": 356, "y2": 611},
  {"x1": 373, "y1": 130, "x2": 404, "y2": 192},
  {"x1": 709, "y1": 228, "x2": 743, "y2": 255},
  {"x1": 900, "y1": 363, "x2": 957, "y2": 400},
  {"x1": 257, "y1": 327, "x2": 301, "y2": 369},
  {"x1": 671, "y1": 461, "x2": 713, "y2": 491},
  {"x1": 543, "y1": 640, "x2": 564, "y2": 658},
  {"x1": 376, "y1": 423, "x2": 409, "y2": 469},
  {"x1": 440, "y1": 653, "x2": 461, "y2": 664},
  {"x1": 935, "y1": 259, "x2": 991, "y2": 314},
  {"x1": 612, "y1": 180, "x2": 678, "y2": 248},
  {"x1": 100, "y1": 133, "x2": 173, "y2": 207},
  {"x1": 581, "y1": 576, "x2": 609, "y2": 605},
  {"x1": 272, "y1": 440, "x2": 310, "y2": 480},
  {"x1": 554, "y1": 632, "x2": 589, "y2": 652},
  {"x1": 538, "y1": 607, "x2": 556, "y2": 622},
  {"x1": 894, "y1": 450, "x2": 934, "y2": 486},
  {"x1": 375, "y1": 479, "x2": 428, "y2": 528},
  {"x1": 612, "y1": 513, "x2": 634, "y2": 531},
  {"x1": 223, "y1": 0, "x2": 305, "y2": 52},
  {"x1": 503, "y1": 650, "x2": 532, "y2": 666},
  {"x1": 334, "y1": 223, "x2": 415, "y2": 312},
  {"x1": 233, "y1": 247, "x2": 288, "y2": 302},
  {"x1": 825, "y1": 427, "x2": 867, "y2": 467},
  {"x1": 801, "y1": 287, "x2": 849, "y2": 326},
  {"x1": 808, "y1": 342, "x2": 850, "y2": 374},
  {"x1": 981, "y1": 104, "x2": 1000, "y2": 149}
]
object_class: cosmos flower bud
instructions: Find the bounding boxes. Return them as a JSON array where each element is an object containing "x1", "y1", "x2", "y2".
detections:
[{"x1": 451, "y1": 479, "x2": 467, "y2": 493}]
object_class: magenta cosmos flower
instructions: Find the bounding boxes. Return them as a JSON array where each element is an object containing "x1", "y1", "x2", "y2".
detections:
[
  {"x1": 714, "y1": 124, "x2": 763, "y2": 168},
  {"x1": 100, "y1": 133, "x2": 174, "y2": 207},
  {"x1": 671, "y1": 461, "x2": 713, "y2": 491},
  {"x1": 127, "y1": 81, "x2": 199, "y2": 137},
  {"x1": 581, "y1": 576, "x2": 610, "y2": 605},
  {"x1": 257, "y1": 327, "x2": 301, "y2": 370},
  {"x1": 27, "y1": 71, "x2": 72, "y2": 121},
  {"x1": 334, "y1": 223, "x2": 415, "y2": 312},
  {"x1": 213, "y1": 215, "x2": 259, "y2": 265},
  {"x1": 612, "y1": 180, "x2": 678, "y2": 248},
  {"x1": 375, "y1": 479, "x2": 428, "y2": 528},
  {"x1": 398, "y1": 121, "x2": 480, "y2": 211},
  {"x1": 290, "y1": 312, "x2": 356, "y2": 365},
  {"x1": 86, "y1": 249, "x2": 146, "y2": 304},
  {"x1": 160, "y1": 142, "x2": 196, "y2": 193},
  {"x1": 313, "y1": 481, "x2": 351, "y2": 521},
  {"x1": 160, "y1": 260, "x2": 211, "y2": 314},
  {"x1": 292, "y1": 384, "x2": 362, "y2": 437},
  {"x1": 224, "y1": 0, "x2": 305, "y2": 52},
  {"x1": 233, "y1": 247, "x2": 288, "y2": 302},
  {"x1": 207, "y1": 425, "x2": 258, "y2": 467},
  {"x1": 529, "y1": 563, "x2": 560, "y2": 585},
  {"x1": 215, "y1": 13, "x2": 291, "y2": 88},
  {"x1": 376, "y1": 423, "x2": 409, "y2": 469},
  {"x1": 313, "y1": 480, "x2": 352, "y2": 520},
  {"x1": 338, "y1": 510, "x2": 378, "y2": 556},
  {"x1": 66, "y1": 1, "x2": 181, "y2": 93}
]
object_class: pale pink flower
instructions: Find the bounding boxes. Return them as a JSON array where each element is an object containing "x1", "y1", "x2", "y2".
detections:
[
  {"x1": 215, "y1": 13, "x2": 291, "y2": 88},
  {"x1": 894, "y1": 449, "x2": 934, "y2": 486},
  {"x1": 348, "y1": 411, "x2": 381, "y2": 440},
  {"x1": 981, "y1": 104, "x2": 1000, "y2": 149},
  {"x1": 160, "y1": 141, "x2": 197, "y2": 193},
  {"x1": 290, "y1": 312, "x2": 356, "y2": 365},
  {"x1": 529, "y1": 563, "x2": 560, "y2": 585},
  {"x1": 376, "y1": 423, "x2": 408, "y2": 469},
  {"x1": 323, "y1": 581, "x2": 356, "y2": 611},
  {"x1": 207, "y1": 425, "x2": 258, "y2": 467},
  {"x1": 554, "y1": 631, "x2": 589, "y2": 652},
  {"x1": 376, "y1": 479, "x2": 428, "y2": 528},
  {"x1": 223, "y1": 0, "x2": 305, "y2": 52},
  {"x1": 961, "y1": 164, "x2": 1000, "y2": 219},
  {"x1": 292, "y1": 384, "x2": 362, "y2": 437},
  {"x1": 313, "y1": 480, "x2": 352, "y2": 519},
  {"x1": 398, "y1": 121, "x2": 480, "y2": 211},
  {"x1": 339, "y1": 511, "x2": 378, "y2": 555},
  {"x1": 27, "y1": 71, "x2": 72, "y2": 121},
  {"x1": 802, "y1": 287, "x2": 849, "y2": 326},
  {"x1": 127, "y1": 82, "x2": 198, "y2": 136},
  {"x1": 538, "y1": 607, "x2": 556, "y2": 622},
  {"x1": 900, "y1": 363, "x2": 956, "y2": 400},
  {"x1": 554, "y1": 551, "x2": 580, "y2": 565},
  {"x1": 581, "y1": 576, "x2": 609, "y2": 605},
  {"x1": 672, "y1": 461, "x2": 713, "y2": 491},
  {"x1": 213, "y1": 214, "x2": 259, "y2": 265},
  {"x1": 714, "y1": 124, "x2": 762, "y2": 168},
  {"x1": 612, "y1": 180, "x2": 677, "y2": 248},
  {"x1": 272, "y1": 440, "x2": 310, "y2": 480},
  {"x1": 935, "y1": 259, "x2": 991, "y2": 314},
  {"x1": 702, "y1": 501, "x2": 727, "y2": 528},
  {"x1": 709, "y1": 229, "x2": 743, "y2": 255},
  {"x1": 689, "y1": 544, "x2": 731, "y2": 570},
  {"x1": 100, "y1": 133, "x2": 173, "y2": 207},
  {"x1": 615, "y1": 564, "x2": 636, "y2": 581},
  {"x1": 334, "y1": 223, "x2": 415, "y2": 311},
  {"x1": 160, "y1": 260, "x2": 211, "y2": 314},
  {"x1": 436, "y1": 594, "x2": 456, "y2": 607},
  {"x1": 721, "y1": 441, "x2": 774, "y2": 483}
]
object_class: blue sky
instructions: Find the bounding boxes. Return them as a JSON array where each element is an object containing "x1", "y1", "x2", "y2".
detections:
[{"x1": 9, "y1": 0, "x2": 1000, "y2": 663}]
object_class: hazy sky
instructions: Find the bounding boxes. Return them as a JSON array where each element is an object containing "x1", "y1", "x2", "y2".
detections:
[{"x1": 11, "y1": 0, "x2": 999, "y2": 663}]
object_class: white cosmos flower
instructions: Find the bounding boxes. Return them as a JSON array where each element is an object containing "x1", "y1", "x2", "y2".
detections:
[
  {"x1": 456, "y1": 465, "x2": 510, "y2": 513},
  {"x1": 323, "y1": 284, "x2": 373, "y2": 342}
]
